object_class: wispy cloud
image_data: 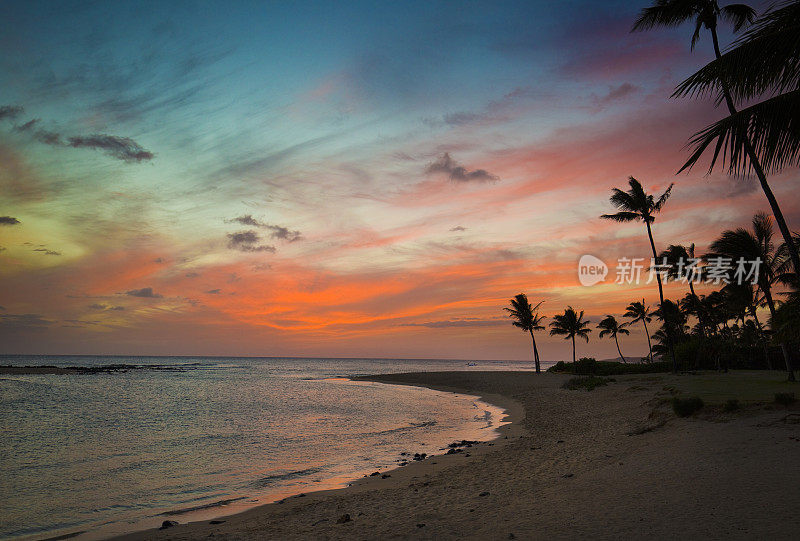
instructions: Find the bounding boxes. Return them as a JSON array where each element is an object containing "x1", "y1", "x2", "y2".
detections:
[
  {"x1": 425, "y1": 153, "x2": 499, "y2": 183},
  {"x1": 228, "y1": 215, "x2": 303, "y2": 242},
  {"x1": 226, "y1": 230, "x2": 277, "y2": 253},
  {"x1": 0, "y1": 105, "x2": 23, "y2": 121},
  {"x1": 33, "y1": 248, "x2": 61, "y2": 256},
  {"x1": 2, "y1": 105, "x2": 154, "y2": 163},
  {"x1": 126, "y1": 287, "x2": 163, "y2": 298},
  {"x1": 67, "y1": 135, "x2": 154, "y2": 163},
  {"x1": 0, "y1": 216, "x2": 20, "y2": 225}
]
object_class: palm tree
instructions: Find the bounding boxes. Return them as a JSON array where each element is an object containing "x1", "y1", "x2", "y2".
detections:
[
  {"x1": 658, "y1": 243, "x2": 702, "y2": 299},
  {"x1": 504, "y1": 293, "x2": 546, "y2": 373},
  {"x1": 624, "y1": 299, "x2": 654, "y2": 362},
  {"x1": 597, "y1": 315, "x2": 630, "y2": 363},
  {"x1": 654, "y1": 300, "x2": 689, "y2": 346},
  {"x1": 636, "y1": 0, "x2": 800, "y2": 278},
  {"x1": 709, "y1": 212, "x2": 795, "y2": 379},
  {"x1": 600, "y1": 176, "x2": 677, "y2": 372},
  {"x1": 549, "y1": 307, "x2": 591, "y2": 363}
]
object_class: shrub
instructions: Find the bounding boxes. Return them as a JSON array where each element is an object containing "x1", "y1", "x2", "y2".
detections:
[
  {"x1": 774, "y1": 392, "x2": 796, "y2": 406},
  {"x1": 672, "y1": 396, "x2": 704, "y2": 417},
  {"x1": 547, "y1": 360, "x2": 670, "y2": 376},
  {"x1": 723, "y1": 399, "x2": 740, "y2": 412},
  {"x1": 574, "y1": 357, "x2": 597, "y2": 375},
  {"x1": 562, "y1": 376, "x2": 615, "y2": 391},
  {"x1": 550, "y1": 361, "x2": 569, "y2": 373}
]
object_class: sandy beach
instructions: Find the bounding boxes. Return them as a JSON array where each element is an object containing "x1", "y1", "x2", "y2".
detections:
[{"x1": 115, "y1": 370, "x2": 800, "y2": 540}]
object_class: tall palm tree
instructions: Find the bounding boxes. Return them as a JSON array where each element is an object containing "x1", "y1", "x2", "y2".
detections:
[
  {"x1": 624, "y1": 299, "x2": 654, "y2": 362},
  {"x1": 636, "y1": 0, "x2": 800, "y2": 278},
  {"x1": 504, "y1": 293, "x2": 546, "y2": 373},
  {"x1": 600, "y1": 176, "x2": 677, "y2": 372},
  {"x1": 549, "y1": 307, "x2": 591, "y2": 363},
  {"x1": 709, "y1": 212, "x2": 795, "y2": 379},
  {"x1": 597, "y1": 315, "x2": 630, "y2": 363}
]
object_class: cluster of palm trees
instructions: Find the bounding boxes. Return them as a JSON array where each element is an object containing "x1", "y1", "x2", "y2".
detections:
[
  {"x1": 504, "y1": 297, "x2": 649, "y2": 372},
  {"x1": 504, "y1": 0, "x2": 800, "y2": 379}
]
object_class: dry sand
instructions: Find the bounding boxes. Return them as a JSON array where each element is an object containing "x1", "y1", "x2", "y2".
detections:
[{"x1": 118, "y1": 371, "x2": 800, "y2": 540}]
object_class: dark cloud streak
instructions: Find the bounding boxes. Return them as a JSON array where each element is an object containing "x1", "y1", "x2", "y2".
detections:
[{"x1": 425, "y1": 153, "x2": 499, "y2": 183}]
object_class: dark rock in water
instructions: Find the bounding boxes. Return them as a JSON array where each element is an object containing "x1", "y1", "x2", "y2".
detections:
[
  {"x1": 479, "y1": 491, "x2": 490, "y2": 497},
  {"x1": 336, "y1": 514, "x2": 351, "y2": 524},
  {"x1": 412, "y1": 453, "x2": 427, "y2": 461},
  {"x1": 296, "y1": 493, "x2": 306, "y2": 498},
  {"x1": 209, "y1": 520, "x2": 226, "y2": 525},
  {"x1": 159, "y1": 520, "x2": 179, "y2": 530},
  {"x1": 416, "y1": 523, "x2": 426, "y2": 528},
  {"x1": 370, "y1": 471, "x2": 381, "y2": 477},
  {"x1": 381, "y1": 474, "x2": 391, "y2": 479}
]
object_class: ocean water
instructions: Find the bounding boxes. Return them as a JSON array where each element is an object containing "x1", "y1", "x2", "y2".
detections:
[{"x1": 0, "y1": 356, "x2": 535, "y2": 540}]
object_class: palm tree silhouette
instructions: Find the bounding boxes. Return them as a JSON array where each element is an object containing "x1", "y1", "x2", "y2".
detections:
[
  {"x1": 504, "y1": 293, "x2": 546, "y2": 373},
  {"x1": 658, "y1": 243, "x2": 701, "y2": 299},
  {"x1": 597, "y1": 315, "x2": 630, "y2": 363},
  {"x1": 709, "y1": 212, "x2": 795, "y2": 379},
  {"x1": 601, "y1": 176, "x2": 677, "y2": 372},
  {"x1": 549, "y1": 307, "x2": 591, "y2": 363},
  {"x1": 635, "y1": 0, "x2": 800, "y2": 278},
  {"x1": 624, "y1": 299, "x2": 654, "y2": 362}
]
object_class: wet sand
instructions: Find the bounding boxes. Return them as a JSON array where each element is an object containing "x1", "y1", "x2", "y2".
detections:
[{"x1": 117, "y1": 370, "x2": 800, "y2": 540}]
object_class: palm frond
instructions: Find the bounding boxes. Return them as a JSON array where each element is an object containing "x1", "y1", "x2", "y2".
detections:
[
  {"x1": 653, "y1": 183, "x2": 674, "y2": 211},
  {"x1": 632, "y1": 0, "x2": 698, "y2": 32},
  {"x1": 690, "y1": 15, "x2": 704, "y2": 50},
  {"x1": 673, "y1": 1, "x2": 800, "y2": 103},
  {"x1": 719, "y1": 4, "x2": 757, "y2": 32},
  {"x1": 680, "y1": 89, "x2": 800, "y2": 176},
  {"x1": 600, "y1": 211, "x2": 641, "y2": 222}
]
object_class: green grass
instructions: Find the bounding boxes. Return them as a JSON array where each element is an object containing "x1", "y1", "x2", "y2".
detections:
[
  {"x1": 562, "y1": 376, "x2": 615, "y2": 391},
  {"x1": 641, "y1": 370, "x2": 798, "y2": 406}
]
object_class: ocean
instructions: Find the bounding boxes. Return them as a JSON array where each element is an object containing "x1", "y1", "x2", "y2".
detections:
[{"x1": 0, "y1": 355, "x2": 536, "y2": 540}]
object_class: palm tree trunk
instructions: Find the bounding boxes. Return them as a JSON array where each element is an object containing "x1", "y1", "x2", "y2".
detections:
[
  {"x1": 642, "y1": 319, "x2": 653, "y2": 363},
  {"x1": 571, "y1": 335, "x2": 576, "y2": 364},
  {"x1": 762, "y1": 286, "x2": 795, "y2": 381},
  {"x1": 614, "y1": 335, "x2": 625, "y2": 363},
  {"x1": 749, "y1": 305, "x2": 772, "y2": 370},
  {"x1": 645, "y1": 219, "x2": 677, "y2": 373},
  {"x1": 709, "y1": 26, "x2": 800, "y2": 279},
  {"x1": 529, "y1": 329, "x2": 541, "y2": 374}
]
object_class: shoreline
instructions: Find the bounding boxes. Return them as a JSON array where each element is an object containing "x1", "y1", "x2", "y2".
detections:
[
  {"x1": 65, "y1": 371, "x2": 800, "y2": 539},
  {"x1": 104, "y1": 375, "x2": 522, "y2": 541}
]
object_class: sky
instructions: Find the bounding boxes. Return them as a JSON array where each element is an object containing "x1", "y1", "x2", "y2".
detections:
[{"x1": 1, "y1": 0, "x2": 797, "y2": 360}]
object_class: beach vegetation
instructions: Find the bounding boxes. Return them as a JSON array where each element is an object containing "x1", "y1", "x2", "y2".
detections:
[
  {"x1": 601, "y1": 176, "x2": 677, "y2": 372},
  {"x1": 597, "y1": 316, "x2": 630, "y2": 363},
  {"x1": 504, "y1": 293, "x2": 546, "y2": 373},
  {"x1": 723, "y1": 398, "x2": 741, "y2": 412},
  {"x1": 624, "y1": 300, "x2": 654, "y2": 362},
  {"x1": 774, "y1": 392, "x2": 796, "y2": 406},
  {"x1": 562, "y1": 376, "x2": 615, "y2": 391},
  {"x1": 548, "y1": 360, "x2": 670, "y2": 376},
  {"x1": 549, "y1": 307, "x2": 591, "y2": 363},
  {"x1": 672, "y1": 396, "x2": 705, "y2": 417}
]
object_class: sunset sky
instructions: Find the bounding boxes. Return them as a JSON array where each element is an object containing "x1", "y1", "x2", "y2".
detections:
[{"x1": 1, "y1": 0, "x2": 797, "y2": 360}]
